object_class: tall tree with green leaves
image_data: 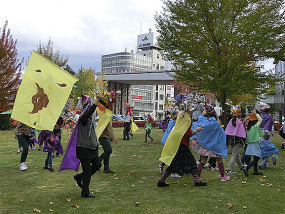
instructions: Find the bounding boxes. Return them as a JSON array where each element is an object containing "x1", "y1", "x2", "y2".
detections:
[
  {"x1": 36, "y1": 38, "x2": 75, "y2": 75},
  {"x1": 71, "y1": 67, "x2": 106, "y2": 105},
  {"x1": 0, "y1": 21, "x2": 22, "y2": 112},
  {"x1": 155, "y1": 0, "x2": 285, "y2": 107}
]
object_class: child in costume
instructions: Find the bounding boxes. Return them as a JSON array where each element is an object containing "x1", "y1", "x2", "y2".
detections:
[
  {"x1": 38, "y1": 128, "x2": 63, "y2": 172},
  {"x1": 225, "y1": 104, "x2": 246, "y2": 174},
  {"x1": 195, "y1": 106, "x2": 229, "y2": 182},
  {"x1": 259, "y1": 130, "x2": 279, "y2": 169},
  {"x1": 243, "y1": 109, "x2": 264, "y2": 177},
  {"x1": 258, "y1": 102, "x2": 274, "y2": 140},
  {"x1": 144, "y1": 120, "x2": 154, "y2": 142},
  {"x1": 158, "y1": 109, "x2": 207, "y2": 187}
]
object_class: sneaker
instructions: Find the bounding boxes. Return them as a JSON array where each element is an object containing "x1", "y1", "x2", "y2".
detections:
[
  {"x1": 151, "y1": 138, "x2": 154, "y2": 142},
  {"x1": 104, "y1": 169, "x2": 116, "y2": 173},
  {"x1": 49, "y1": 167, "x2": 54, "y2": 172},
  {"x1": 204, "y1": 163, "x2": 211, "y2": 168},
  {"x1": 171, "y1": 173, "x2": 181, "y2": 178},
  {"x1": 195, "y1": 181, "x2": 207, "y2": 186},
  {"x1": 19, "y1": 162, "x2": 28, "y2": 171},
  {"x1": 221, "y1": 176, "x2": 230, "y2": 182},
  {"x1": 17, "y1": 149, "x2": 22, "y2": 153},
  {"x1": 74, "y1": 174, "x2": 83, "y2": 188},
  {"x1": 227, "y1": 170, "x2": 237, "y2": 175},
  {"x1": 157, "y1": 165, "x2": 163, "y2": 175},
  {"x1": 211, "y1": 167, "x2": 219, "y2": 171},
  {"x1": 157, "y1": 181, "x2": 170, "y2": 187},
  {"x1": 32, "y1": 146, "x2": 36, "y2": 150},
  {"x1": 43, "y1": 166, "x2": 49, "y2": 169},
  {"x1": 253, "y1": 171, "x2": 263, "y2": 175}
]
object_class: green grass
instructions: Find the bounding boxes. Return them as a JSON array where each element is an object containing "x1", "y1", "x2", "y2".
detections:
[{"x1": 0, "y1": 127, "x2": 284, "y2": 213}]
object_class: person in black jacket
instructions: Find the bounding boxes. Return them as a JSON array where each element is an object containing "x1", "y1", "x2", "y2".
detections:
[{"x1": 73, "y1": 95, "x2": 101, "y2": 198}]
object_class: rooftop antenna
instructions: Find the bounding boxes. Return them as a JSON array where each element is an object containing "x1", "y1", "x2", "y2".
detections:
[{"x1": 149, "y1": 27, "x2": 152, "y2": 33}]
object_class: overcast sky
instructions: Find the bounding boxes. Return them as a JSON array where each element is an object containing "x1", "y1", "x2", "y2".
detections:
[
  {"x1": 1, "y1": 0, "x2": 275, "y2": 73},
  {"x1": 1, "y1": 0, "x2": 164, "y2": 72}
]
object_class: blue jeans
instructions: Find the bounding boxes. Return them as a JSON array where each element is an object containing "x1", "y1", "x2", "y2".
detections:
[{"x1": 45, "y1": 151, "x2": 54, "y2": 168}]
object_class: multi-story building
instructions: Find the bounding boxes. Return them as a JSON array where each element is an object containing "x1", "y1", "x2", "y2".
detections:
[{"x1": 101, "y1": 30, "x2": 172, "y2": 119}]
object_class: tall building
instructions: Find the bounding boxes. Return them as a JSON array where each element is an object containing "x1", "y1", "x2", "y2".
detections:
[{"x1": 101, "y1": 29, "x2": 172, "y2": 119}]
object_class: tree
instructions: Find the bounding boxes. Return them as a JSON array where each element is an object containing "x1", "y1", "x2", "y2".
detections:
[
  {"x1": 36, "y1": 38, "x2": 73, "y2": 73},
  {"x1": 70, "y1": 67, "x2": 107, "y2": 107},
  {"x1": 155, "y1": 0, "x2": 285, "y2": 107},
  {"x1": 0, "y1": 21, "x2": 22, "y2": 112}
]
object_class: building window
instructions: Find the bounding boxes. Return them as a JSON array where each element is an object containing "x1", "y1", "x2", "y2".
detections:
[
  {"x1": 159, "y1": 104, "x2": 163, "y2": 110},
  {"x1": 159, "y1": 94, "x2": 164, "y2": 100},
  {"x1": 157, "y1": 54, "x2": 159, "y2": 59},
  {"x1": 156, "y1": 92, "x2": 158, "y2": 100},
  {"x1": 155, "y1": 102, "x2": 158, "y2": 110},
  {"x1": 156, "y1": 85, "x2": 158, "y2": 91},
  {"x1": 167, "y1": 86, "x2": 171, "y2": 90}
]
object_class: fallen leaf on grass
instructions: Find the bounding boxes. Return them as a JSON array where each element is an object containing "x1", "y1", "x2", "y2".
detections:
[
  {"x1": 33, "y1": 208, "x2": 41, "y2": 213},
  {"x1": 142, "y1": 176, "x2": 155, "y2": 179},
  {"x1": 114, "y1": 177, "x2": 119, "y2": 180},
  {"x1": 132, "y1": 184, "x2": 135, "y2": 187},
  {"x1": 136, "y1": 202, "x2": 139, "y2": 206},
  {"x1": 243, "y1": 206, "x2": 247, "y2": 209},
  {"x1": 257, "y1": 196, "x2": 261, "y2": 199},
  {"x1": 111, "y1": 194, "x2": 115, "y2": 197},
  {"x1": 259, "y1": 178, "x2": 265, "y2": 181},
  {"x1": 261, "y1": 184, "x2": 265, "y2": 186},
  {"x1": 66, "y1": 198, "x2": 71, "y2": 202},
  {"x1": 139, "y1": 156, "x2": 143, "y2": 159},
  {"x1": 241, "y1": 181, "x2": 247, "y2": 184},
  {"x1": 269, "y1": 183, "x2": 273, "y2": 187},
  {"x1": 49, "y1": 202, "x2": 53, "y2": 205},
  {"x1": 49, "y1": 209, "x2": 53, "y2": 212},
  {"x1": 145, "y1": 207, "x2": 149, "y2": 210},
  {"x1": 71, "y1": 204, "x2": 79, "y2": 209}
]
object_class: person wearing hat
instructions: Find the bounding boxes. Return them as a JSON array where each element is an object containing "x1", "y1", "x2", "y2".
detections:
[
  {"x1": 73, "y1": 95, "x2": 102, "y2": 198},
  {"x1": 243, "y1": 109, "x2": 264, "y2": 177},
  {"x1": 258, "y1": 102, "x2": 274, "y2": 141},
  {"x1": 258, "y1": 130, "x2": 279, "y2": 169},
  {"x1": 225, "y1": 105, "x2": 246, "y2": 174},
  {"x1": 195, "y1": 105, "x2": 229, "y2": 182}
]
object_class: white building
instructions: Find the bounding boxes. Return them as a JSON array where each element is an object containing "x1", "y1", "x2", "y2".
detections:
[{"x1": 101, "y1": 30, "x2": 173, "y2": 119}]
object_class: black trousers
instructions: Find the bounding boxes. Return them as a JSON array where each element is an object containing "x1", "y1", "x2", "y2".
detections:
[
  {"x1": 123, "y1": 122, "x2": 131, "y2": 140},
  {"x1": 78, "y1": 156, "x2": 101, "y2": 197}
]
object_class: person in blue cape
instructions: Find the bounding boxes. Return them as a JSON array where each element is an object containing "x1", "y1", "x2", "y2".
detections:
[
  {"x1": 195, "y1": 105, "x2": 229, "y2": 182},
  {"x1": 259, "y1": 130, "x2": 279, "y2": 169}
]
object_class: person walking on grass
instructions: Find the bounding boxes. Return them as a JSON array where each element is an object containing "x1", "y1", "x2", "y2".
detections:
[
  {"x1": 73, "y1": 95, "x2": 102, "y2": 198},
  {"x1": 158, "y1": 108, "x2": 207, "y2": 187},
  {"x1": 195, "y1": 106, "x2": 230, "y2": 182},
  {"x1": 243, "y1": 109, "x2": 264, "y2": 177},
  {"x1": 144, "y1": 120, "x2": 154, "y2": 142},
  {"x1": 225, "y1": 104, "x2": 246, "y2": 175},
  {"x1": 15, "y1": 122, "x2": 31, "y2": 171}
]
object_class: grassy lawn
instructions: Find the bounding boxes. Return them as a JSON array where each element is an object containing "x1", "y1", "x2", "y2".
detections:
[{"x1": 0, "y1": 127, "x2": 284, "y2": 213}]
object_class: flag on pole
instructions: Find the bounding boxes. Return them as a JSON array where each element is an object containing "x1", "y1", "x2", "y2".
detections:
[{"x1": 11, "y1": 51, "x2": 78, "y2": 131}]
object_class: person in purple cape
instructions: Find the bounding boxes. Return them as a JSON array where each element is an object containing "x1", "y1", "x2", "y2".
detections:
[
  {"x1": 224, "y1": 104, "x2": 246, "y2": 174},
  {"x1": 258, "y1": 102, "x2": 274, "y2": 140},
  {"x1": 38, "y1": 128, "x2": 63, "y2": 172},
  {"x1": 59, "y1": 94, "x2": 101, "y2": 198}
]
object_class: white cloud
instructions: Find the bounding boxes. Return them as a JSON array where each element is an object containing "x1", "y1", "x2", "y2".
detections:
[{"x1": 0, "y1": 0, "x2": 164, "y2": 71}]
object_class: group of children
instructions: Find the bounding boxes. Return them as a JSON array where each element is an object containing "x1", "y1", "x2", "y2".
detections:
[{"x1": 156, "y1": 98, "x2": 280, "y2": 187}]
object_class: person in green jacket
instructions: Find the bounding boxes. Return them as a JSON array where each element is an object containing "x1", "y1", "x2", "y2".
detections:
[{"x1": 144, "y1": 121, "x2": 154, "y2": 142}]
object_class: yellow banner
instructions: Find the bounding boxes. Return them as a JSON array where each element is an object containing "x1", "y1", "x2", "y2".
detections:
[
  {"x1": 11, "y1": 51, "x2": 78, "y2": 131},
  {"x1": 159, "y1": 111, "x2": 191, "y2": 166},
  {"x1": 96, "y1": 107, "x2": 112, "y2": 139}
]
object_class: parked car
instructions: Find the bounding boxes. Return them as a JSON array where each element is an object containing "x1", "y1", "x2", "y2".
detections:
[{"x1": 133, "y1": 116, "x2": 145, "y2": 121}]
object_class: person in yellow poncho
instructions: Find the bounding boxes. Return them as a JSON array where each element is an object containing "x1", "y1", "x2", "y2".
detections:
[{"x1": 157, "y1": 109, "x2": 207, "y2": 187}]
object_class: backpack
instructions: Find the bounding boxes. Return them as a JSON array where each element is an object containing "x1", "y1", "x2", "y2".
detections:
[{"x1": 279, "y1": 126, "x2": 285, "y2": 139}]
